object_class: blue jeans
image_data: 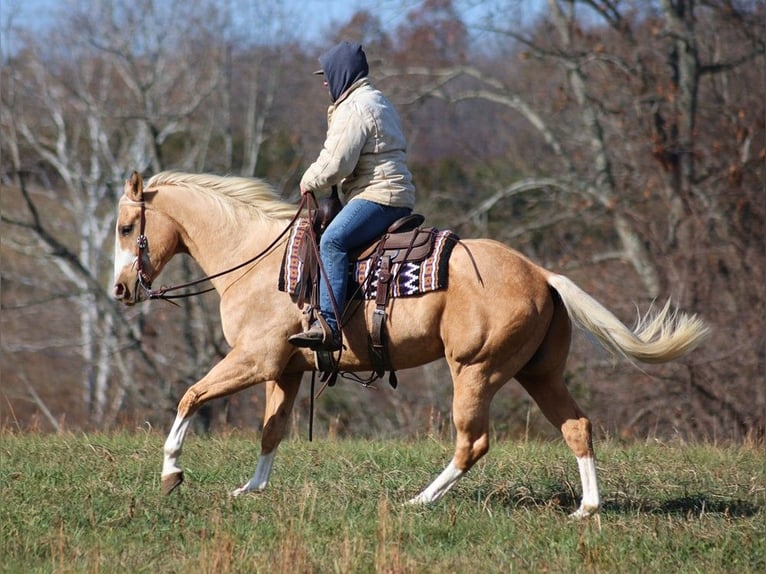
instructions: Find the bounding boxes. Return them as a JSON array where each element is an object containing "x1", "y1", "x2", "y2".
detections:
[{"x1": 318, "y1": 199, "x2": 412, "y2": 333}]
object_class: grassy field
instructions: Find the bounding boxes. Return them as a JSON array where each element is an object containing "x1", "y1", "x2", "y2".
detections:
[{"x1": 1, "y1": 430, "x2": 764, "y2": 573}]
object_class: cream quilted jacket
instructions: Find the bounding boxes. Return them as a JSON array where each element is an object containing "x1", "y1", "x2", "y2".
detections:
[{"x1": 300, "y1": 78, "x2": 416, "y2": 209}]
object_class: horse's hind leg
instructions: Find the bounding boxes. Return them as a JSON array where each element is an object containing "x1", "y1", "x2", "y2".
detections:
[
  {"x1": 409, "y1": 364, "x2": 498, "y2": 504},
  {"x1": 518, "y1": 371, "x2": 599, "y2": 518},
  {"x1": 517, "y1": 375, "x2": 600, "y2": 518},
  {"x1": 232, "y1": 372, "x2": 302, "y2": 496},
  {"x1": 514, "y1": 291, "x2": 599, "y2": 518}
]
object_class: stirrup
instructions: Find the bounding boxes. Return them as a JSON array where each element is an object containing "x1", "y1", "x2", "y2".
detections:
[
  {"x1": 288, "y1": 315, "x2": 341, "y2": 351},
  {"x1": 314, "y1": 314, "x2": 342, "y2": 351}
]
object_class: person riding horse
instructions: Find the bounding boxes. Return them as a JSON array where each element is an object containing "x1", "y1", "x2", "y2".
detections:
[{"x1": 288, "y1": 41, "x2": 416, "y2": 352}]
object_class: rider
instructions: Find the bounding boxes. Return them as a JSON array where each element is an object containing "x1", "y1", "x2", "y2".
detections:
[{"x1": 289, "y1": 40, "x2": 416, "y2": 351}]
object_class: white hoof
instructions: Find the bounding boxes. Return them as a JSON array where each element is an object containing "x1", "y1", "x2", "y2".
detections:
[
  {"x1": 231, "y1": 486, "x2": 247, "y2": 497},
  {"x1": 406, "y1": 494, "x2": 429, "y2": 506},
  {"x1": 231, "y1": 484, "x2": 263, "y2": 497},
  {"x1": 569, "y1": 504, "x2": 599, "y2": 519}
]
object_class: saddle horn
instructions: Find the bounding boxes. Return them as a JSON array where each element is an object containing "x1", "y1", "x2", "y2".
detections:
[{"x1": 312, "y1": 185, "x2": 343, "y2": 237}]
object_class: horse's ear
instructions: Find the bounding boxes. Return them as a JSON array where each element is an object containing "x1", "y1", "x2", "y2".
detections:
[{"x1": 125, "y1": 171, "x2": 144, "y2": 202}]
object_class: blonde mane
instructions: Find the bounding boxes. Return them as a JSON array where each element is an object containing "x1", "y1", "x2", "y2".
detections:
[{"x1": 146, "y1": 171, "x2": 298, "y2": 222}]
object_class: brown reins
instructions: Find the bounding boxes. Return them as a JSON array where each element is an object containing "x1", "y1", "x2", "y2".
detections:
[{"x1": 134, "y1": 192, "x2": 312, "y2": 303}]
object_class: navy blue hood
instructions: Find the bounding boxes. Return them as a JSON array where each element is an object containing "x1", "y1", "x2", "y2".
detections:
[{"x1": 317, "y1": 41, "x2": 369, "y2": 103}]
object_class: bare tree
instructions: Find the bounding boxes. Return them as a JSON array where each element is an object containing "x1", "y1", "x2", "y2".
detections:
[
  {"x1": 381, "y1": 0, "x2": 765, "y2": 438},
  {"x1": 1, "y1": 0, "x2": 230, "y2": 426},
  {"x1": 2, "y1": 0, "x2": 762, "y2": 439}
]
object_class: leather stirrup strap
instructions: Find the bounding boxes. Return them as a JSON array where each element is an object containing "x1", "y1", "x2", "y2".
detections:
[{"x1": 369, "y1": 255, "x2": 398, "y2": 388}]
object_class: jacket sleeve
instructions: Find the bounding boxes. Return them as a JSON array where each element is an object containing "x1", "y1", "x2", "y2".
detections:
[{"x1": 300, "y1": 103, "x2": 369, "y2": 194}]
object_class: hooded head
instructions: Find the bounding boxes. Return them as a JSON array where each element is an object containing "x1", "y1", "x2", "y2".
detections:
[{"x1": 315, "y1": 41, "x2": 369, "y2": 103}]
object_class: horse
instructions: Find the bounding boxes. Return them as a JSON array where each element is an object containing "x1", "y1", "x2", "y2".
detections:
[{"x1": 112, "y1": 170, "x2": 709, "y2": 518}]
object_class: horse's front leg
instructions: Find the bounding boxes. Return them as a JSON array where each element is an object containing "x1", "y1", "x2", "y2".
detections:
[
  {"x1": 161, "y1": 415, "x2": 193, "y2": 495},
  {"x1": 161, "y1": 346, "x2": 277, "y2": 495},
  {"x1": 232, "y1": 372, "x2": 302, "y2": 496}
]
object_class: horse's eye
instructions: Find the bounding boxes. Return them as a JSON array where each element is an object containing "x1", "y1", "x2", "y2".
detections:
[{"x1": 120, "y1": 225, "x2": 134, "y2": 237}]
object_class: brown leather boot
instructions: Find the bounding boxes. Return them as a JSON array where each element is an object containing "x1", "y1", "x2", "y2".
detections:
[{"x1": 288, "y1": 317, "x2": 341, "y2": 351}]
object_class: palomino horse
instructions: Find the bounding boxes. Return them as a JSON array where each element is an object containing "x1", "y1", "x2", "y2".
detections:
[{"x1": 113, "y1": 170, "x2": 709, "y2": 517}]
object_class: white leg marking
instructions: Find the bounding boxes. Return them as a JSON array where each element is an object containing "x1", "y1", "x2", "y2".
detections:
[
  {"x1": 571, "y1": 455, "x2": 600, "y2": 518},
  {"x1": 162, "y1": 415, "x2": 192, "y2": 478},
  {"x1": 231, "y1": 450, "x2": 277, "y2": 497},
  {"x1": 407, "y1": 460, "x2": 464, "y2": 505}
]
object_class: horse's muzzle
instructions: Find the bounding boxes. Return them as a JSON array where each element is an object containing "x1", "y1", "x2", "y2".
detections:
[{"x1": 113, "y1": 279, "x2": 142, "y2": 305}]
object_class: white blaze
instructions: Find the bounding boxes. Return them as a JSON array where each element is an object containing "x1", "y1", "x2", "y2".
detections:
[{"x1": 113, "y1": 242, "x2": 136, "y2": 284}]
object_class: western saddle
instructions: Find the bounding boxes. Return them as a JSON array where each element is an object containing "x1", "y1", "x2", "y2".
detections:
[{"x1": 307, "y1": 191, "x2": 435, "y2": 387}]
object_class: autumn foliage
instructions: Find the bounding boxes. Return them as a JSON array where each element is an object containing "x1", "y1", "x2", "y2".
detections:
[{"x1": 1, "y1": 0, "x2": 763, "y2": 441}]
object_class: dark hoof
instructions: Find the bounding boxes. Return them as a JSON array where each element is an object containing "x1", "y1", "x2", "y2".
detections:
[{"x1": 161, "y1": 472, "x2": 184, "y2": 495}]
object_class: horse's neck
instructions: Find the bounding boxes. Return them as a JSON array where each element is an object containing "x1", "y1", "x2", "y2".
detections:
[{"x1": 158, "y1": 187, "x2": 288, "y2": 289}]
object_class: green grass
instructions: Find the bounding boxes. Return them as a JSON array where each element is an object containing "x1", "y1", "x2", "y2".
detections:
[{"x1": 1, "y1": 430, "x2": 764, "y2": 573}]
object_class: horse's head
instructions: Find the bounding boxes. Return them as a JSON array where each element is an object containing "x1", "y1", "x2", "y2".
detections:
[{"x1": 112, "y1": 171, "x2": 181, "y2": 305}]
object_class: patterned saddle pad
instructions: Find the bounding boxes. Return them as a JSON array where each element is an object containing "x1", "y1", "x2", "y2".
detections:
[{"x1": 278, "y1": 218, "x2": 458, "y2": 301}]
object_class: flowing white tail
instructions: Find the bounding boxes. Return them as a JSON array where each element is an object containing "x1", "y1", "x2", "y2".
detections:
[{"x1": 547, "y1": 274, "x2": 711, "y2": 364}]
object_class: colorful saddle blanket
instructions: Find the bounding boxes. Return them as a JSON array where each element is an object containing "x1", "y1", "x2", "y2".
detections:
[{"x1": 278, "y1": 218, "x2": 457, "y2": 301}]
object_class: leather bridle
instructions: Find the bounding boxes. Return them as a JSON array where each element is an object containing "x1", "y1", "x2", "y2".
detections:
[
  {"x1": 135, "y1": 198, "x2": 152, "y2": 290},
  {"x1": 131, "y1": 191, "x2": 311, "y2": 303}
]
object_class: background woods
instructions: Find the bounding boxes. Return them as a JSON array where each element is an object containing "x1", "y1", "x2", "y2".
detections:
[{"x1": 1, "y1": 0, "x2": 764, "y2": 441}]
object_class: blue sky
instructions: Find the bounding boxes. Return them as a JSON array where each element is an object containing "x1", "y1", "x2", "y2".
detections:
[
  {"x1": 0, "y1": 0, "x2": 415, "y2": 55},
  {"x1": 2, "y1": 1, "x2": 446, "y2": 36},
  {"x1": 2, "y1": 0, "x2": 543, "y2": 48}
]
